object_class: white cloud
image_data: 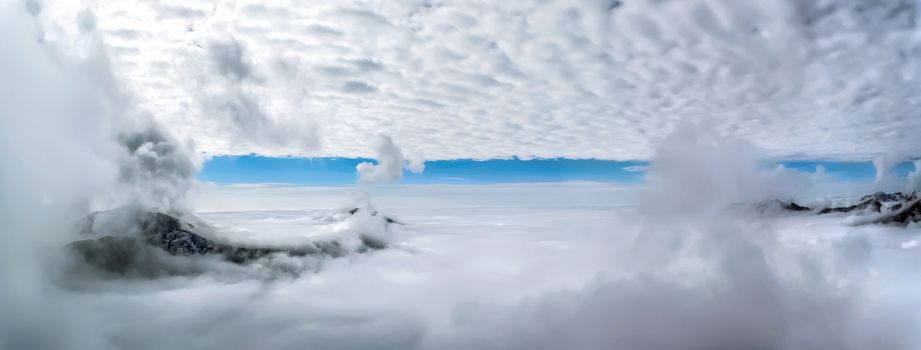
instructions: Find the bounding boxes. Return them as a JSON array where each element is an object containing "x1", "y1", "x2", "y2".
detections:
[
  {"x1": 73, "y1": 0, "x2": 921, "y2": 160},
  {"x1": 41, "y1": 180, "x2": 918, "y2": 350},
  {"x1": 356, "y1": 134, "x2": 423, "y2": 183},
  {"x1": 622, "y1": 165, "x2": 648, "y2": 172},
  {"x1": 907, "y1": 160, "x2": 921, "y2": 193},
  {"x1": 405, "y1": 151, "x2": 426, "y2": 174},
  {"x1": 644, "y1": 122, "x2": 814, "y2": 212},
  {"x1": 872, "y1": 153, "x2": 904, "y2": 192},
  {"x1": 0, "y1": 3, "x2": 200, "y2": 348}
]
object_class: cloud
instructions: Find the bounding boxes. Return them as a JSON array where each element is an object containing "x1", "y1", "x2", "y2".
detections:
[
  {"x1": 356, "y1": 134, "x2": 424, "y2": 183},
  {"x1": 0, "y1": 1, "x2": 200, "y2": 217},
  {"x1": 208, "y1": 38, "x2": 252, "y2": 81},
  {"x1": 175, "y1": 35, "x2": 321, "y2": 155},
  {"x1": 0, "y1": 3, "x2": 200, "y2": 348},
  {"x1": 622, "y1": 165, "x2": 648, "y2": 172},
  {"x1": 342, "y1": 80, "x2": 378, "y2": 94},
  {"x1": 907, "y1": 160, "x2": 921, "y2": 193},
  {"x1": 405, "y1": 152, "x2": 426, "y2": 174},
  {"x1": 644, "y1": 122, "x2": 813, "y2": 212},
  {"x1": 6, "y1": 2, "x2": 921, "y2": 350},
  {"x1": 59, "y1": 131, "x2": 914, "y2": 350},
  {"x1": 872, "y1": 153, "x2": 903, "y2": 192},
  {"x1": 72, "y1": 0, "x2": 921, "y2": 160},
  {"x1": 116, "y1": 124, "x2": 200, "y2": 214},
  {"x1": 429, "y1": 123, "x2": 911, "y2": 349}
]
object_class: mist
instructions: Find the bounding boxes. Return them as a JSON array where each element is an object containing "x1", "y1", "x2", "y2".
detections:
[
  {"x1": 430, "y1": 125, "x2": 919, "y2": 349},
  {"x1": 1, "y1": 3, "x2": 199, "y2": 348}
]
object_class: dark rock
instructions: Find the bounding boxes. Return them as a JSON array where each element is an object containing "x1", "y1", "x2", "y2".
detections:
[
  {"x1": 143, "y1": 212, "x2": 214, "y2": 255},
  {"x1": 819, "y1": 196, "x2": 884, "y2": 214},
  {"x1": 346, "y1": 207, "x2": 400, "y2": 224},
  {"x1": 861, "y1": 191, "x2": 909, "y2": 203},
  {"x1": 782, "y1": 201, "x2": 812, "y2": 211},
  {"x1": 818, "y1": 203, "x2": 868, "y2": 215},
  {"x1": 818, "y1": 192, "x2": 915, "y2": 215},
  {"x1": 870, "y1": 196, "x2": 921, "y2": 227},
  {"x1": 358, "y1": 235, "x2": 388, "y2": 252},
  {"x1": 68, "y1": 236, "x2": 163, "y2": 276},
  {"x1": 69, "y1": 208, "x2": 390, "y2": 274},
  {"x1": 752, "y1": 200, "x2": 812, "y2": 214},
  {"x1": 756, "y1": 191, "x2": 920, "y2": 226},
  {"x1": 813, "y1": 191, "x2": 920, "y2": 226}
]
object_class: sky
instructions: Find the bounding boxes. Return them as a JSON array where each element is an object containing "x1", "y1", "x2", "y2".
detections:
[
  {"x1": 201, "y1": 156, "x2": 645, "y2": 184},
  {"x1": 35, "y1": 0, "x2": 921, "y2": 161},
  {"x1": 199, "y1": 156, "x2": 919, "y2": 185}
]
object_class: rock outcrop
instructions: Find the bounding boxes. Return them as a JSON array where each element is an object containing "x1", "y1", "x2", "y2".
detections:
[
  {"x1": 69, "y1": 206, "x2": 395, "y2": 274},
  {"x1": 870, "y1": 197, "x2": 921, "y2": 226},
  {"x1": 769, "y1": 191, "x2": 920, "y2": 227},
  {"x1": 817, "y1": 192, "x2": 910, "y2": 215}
]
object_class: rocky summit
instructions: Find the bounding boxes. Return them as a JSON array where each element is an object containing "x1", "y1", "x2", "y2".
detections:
[
  {"x1": 774, "y1": 191, "x2": 921, "y2": 226},
  {"x1": 68, "y1": 206, "x2": 395, "y2": 275}
]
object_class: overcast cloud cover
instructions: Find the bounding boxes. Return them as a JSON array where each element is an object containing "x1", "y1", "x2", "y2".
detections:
[{"x1": 46, "y1": 0, "x2": 921, "y2": 160}]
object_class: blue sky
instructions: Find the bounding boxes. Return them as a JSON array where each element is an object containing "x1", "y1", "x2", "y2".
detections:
[{"x1": 199, "y1": 156, "x2": 917, "y2": 185}]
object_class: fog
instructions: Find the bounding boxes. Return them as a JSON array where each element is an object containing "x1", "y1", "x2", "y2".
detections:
[
  {"x1": 1, "y1": 3, "x2": 199, "y2": 348},
  {"x1": 3, "y1": 1, "x2": 921, "y2": 349}
]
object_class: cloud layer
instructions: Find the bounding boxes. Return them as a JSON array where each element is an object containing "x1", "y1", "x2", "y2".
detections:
[{"x1": 75, "y1": 0, "x2": 921, "y2": 160}]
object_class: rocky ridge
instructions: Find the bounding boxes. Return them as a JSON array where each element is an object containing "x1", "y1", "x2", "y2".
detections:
[
  {"x1": 775, "y1": 191, "x2": 920, "y2": 226},
  {"x1": 68, "y1": 206, "x2": 397, "y2": 275}
]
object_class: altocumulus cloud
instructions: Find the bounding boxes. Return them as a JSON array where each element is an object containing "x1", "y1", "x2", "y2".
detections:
[{"x1": 76, "y1": 0, "x2": 921, "y2": 160}]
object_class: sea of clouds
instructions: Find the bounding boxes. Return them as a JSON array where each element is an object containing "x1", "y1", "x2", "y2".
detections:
[{"x1": 20, "y1": 146, "x2": 921, "y2": 350}]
